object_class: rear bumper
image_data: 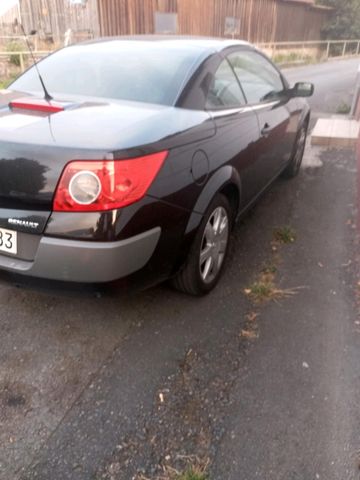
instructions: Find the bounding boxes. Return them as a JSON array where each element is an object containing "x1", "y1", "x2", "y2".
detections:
[{"x1": 0, "y1": 227, "x2": 161, "y2": 283}]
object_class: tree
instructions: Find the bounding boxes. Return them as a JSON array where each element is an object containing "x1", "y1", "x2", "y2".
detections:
[{"x1": 317, "y1": 0, "x2": 360, "y2": 39}]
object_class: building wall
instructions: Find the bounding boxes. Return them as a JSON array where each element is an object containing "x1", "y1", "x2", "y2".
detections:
[
  {"x1": 98, "y1": 0, "x2": 329, "y2": 43},
  {"x1": 16, "y1": 0, "x2": 331, "y2": 44},
  {"x1": 97, "y1": 0, "x2": 331, "y2": 43},
  {"x1": 275, "y1": 2, "x2": 329, "y2": 42},
  {"x1": 97, "y1": 0, "x2": 177, "y2": 37},
  {"x1": 175, "y1": 0, "x2": 278, "y2": 43}
]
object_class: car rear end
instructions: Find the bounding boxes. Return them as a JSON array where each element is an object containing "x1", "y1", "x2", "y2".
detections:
[
  {"x1": 0, "y1": 123, "x2": 166, "y2": 285},
  {"x1": 0, "y1": 39, "x2": 217, "y2": 288},
  {"x1": 0, "y1": 99, "x2": 211, "y2": 288}
]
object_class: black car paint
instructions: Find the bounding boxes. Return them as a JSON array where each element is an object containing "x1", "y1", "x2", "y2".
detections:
[{"x1": 0, "y1": 39, "x2": 310, "y2": 287}]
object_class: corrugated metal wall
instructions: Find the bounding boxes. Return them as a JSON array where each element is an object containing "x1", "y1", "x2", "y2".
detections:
[{"x1": 97, "y1": 0, "x2": 330, "y2": 43}]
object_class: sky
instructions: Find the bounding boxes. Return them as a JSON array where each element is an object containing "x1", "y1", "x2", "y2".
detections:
[{"x1": 0, "y1": 0, "x2": 18, "y2": 17}]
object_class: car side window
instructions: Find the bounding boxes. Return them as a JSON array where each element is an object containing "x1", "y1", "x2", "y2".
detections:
[
  {"x1": 206, "y1": 58, "x2": 246, "y2": 109},
  {"x1": 228, "y1": 50, "x2": 285, "y2": 104}
]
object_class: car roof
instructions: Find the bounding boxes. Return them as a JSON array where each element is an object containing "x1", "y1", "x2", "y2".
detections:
[{"x1": 80, "y1": 35, "x2": 252, "y2": 54}]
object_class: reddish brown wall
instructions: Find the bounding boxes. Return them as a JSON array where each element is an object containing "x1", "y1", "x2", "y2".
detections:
[
  {"x1": 275, "y1": 2, "x2": 329, "y2": 42},
  {"x1": 97, "y1": 0, "x2": 177, "y2": 36},
  {"x1": 97, "y1": 0, "x2": 331, "y2": 43},
  {"x1": 17, "y1": 0, "x2": 331, "y2": 44}
]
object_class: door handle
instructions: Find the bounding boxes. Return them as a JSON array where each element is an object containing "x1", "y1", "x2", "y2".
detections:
[{"x1": 261, "y1": 123, "x2": 272, "y2": 137}]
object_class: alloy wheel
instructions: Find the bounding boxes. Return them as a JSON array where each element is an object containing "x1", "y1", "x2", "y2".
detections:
[{"x1": 199, "y1": 206, "x2": 229, "y2": 284}]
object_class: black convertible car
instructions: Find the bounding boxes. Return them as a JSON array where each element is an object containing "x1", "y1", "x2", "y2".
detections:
[{"x1": 0, "y1": 37, "x2": 313, "y2": 295}]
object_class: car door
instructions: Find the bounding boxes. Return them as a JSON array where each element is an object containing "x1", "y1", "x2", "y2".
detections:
[
  {"x1": 204, "y1": 58, "x2": 263, "y2": 208},
  {"x1": 227, "y1": 49, "x2": 299, "y2": 187}
]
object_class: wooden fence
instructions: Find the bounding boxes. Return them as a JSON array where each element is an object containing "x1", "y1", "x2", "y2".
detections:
[
  {"x1": 9, "y1": 0, "x2": 332, "y2": 44},
  {"x1": 274, "y1": 1, "x2": 331, "y2": 42},
  {"x1": 19, "y1": 0, "x2": 100, "y2": 43},
  {"x1": 97, "y1": 0, "x2": 332, "y2": 43}
]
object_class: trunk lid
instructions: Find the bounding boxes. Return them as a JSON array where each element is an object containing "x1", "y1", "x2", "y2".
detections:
[{"x1": 0, "y1": 91, "x2": 214, "y2": 218}]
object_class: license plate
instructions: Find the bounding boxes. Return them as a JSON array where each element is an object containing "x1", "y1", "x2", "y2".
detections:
[{"x1": 0, "y1": 228, "x2": 17, "y2": 255}]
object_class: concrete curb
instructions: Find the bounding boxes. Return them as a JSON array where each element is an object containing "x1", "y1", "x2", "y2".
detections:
[{"x1": 311, "y1": 117, "x2": 359, "y2": 149}]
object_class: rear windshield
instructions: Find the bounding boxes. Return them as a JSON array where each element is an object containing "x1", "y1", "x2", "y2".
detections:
[{"x1": 10, "y1": 42, "x2": 202, "y2": 106}]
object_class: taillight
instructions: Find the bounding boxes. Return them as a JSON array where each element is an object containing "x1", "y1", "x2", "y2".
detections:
[{"x1": 53, "y1": 151, "x2": 168, "y2": 212}]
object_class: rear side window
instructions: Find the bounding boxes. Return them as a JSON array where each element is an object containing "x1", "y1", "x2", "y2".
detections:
[
  {"x1": 10, "y1": 43, "x2": 201, "y2": 106},
  {"x1": 206, "y1": 59, "x2": 246, "y2": 109},
  {"x1": 228, "y1": 50, "x2": 285, "y2": 104}
]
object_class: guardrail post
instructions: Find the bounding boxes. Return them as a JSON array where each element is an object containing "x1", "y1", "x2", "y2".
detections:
[
  {"x1": 19, "y1": 53, "x2": 24, "y2": 72},
  {"x1": 342, "y1": 41, "x2": 347, "y2": 57},
  {"x1": 326, "y1": 41, "x2": 330, "y2": 59},
  {"x1": 350, "y1": 64, "x2": 360, "y2": 117}
]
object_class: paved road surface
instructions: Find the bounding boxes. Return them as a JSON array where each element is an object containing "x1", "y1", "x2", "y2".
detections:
[
  {"x1": 284, "y1": 57, "x2": 360, "y2": 117},
  {"x1": 0, "y1": 58, "x2": 359, "y2": 480}
]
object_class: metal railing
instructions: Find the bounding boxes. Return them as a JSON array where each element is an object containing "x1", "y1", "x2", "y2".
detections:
[
  {"x1": 0, "y1": 38, "x2": 359, "y2": 74},
  {"x1": 0, "y1": 51, "x2": 52, "y2": 72},
  {"x1": 0, "y1": 32, "x2": 92, "y2": 46},
  {"x1": 257, "y1": 39, "x2": 360, "y2": 63}
]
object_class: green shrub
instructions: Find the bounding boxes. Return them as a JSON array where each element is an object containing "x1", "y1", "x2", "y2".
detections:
[
  {"x1": 336, "y1": 101, "x2": 351, "y2": 114},
  {"x1": 6, "y1": 42, "x2": 23, "y2": 67},
  {"x1": 0, "y1": 75, "x2": 18, "y2": 90},
  {"x1": 273, "y1": 51, "x2": 314, "y2": 65}
]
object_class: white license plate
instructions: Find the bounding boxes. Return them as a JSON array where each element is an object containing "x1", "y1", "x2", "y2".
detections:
[{"x1": 0, "y1": 228, "x2": 17, "y2": 255}]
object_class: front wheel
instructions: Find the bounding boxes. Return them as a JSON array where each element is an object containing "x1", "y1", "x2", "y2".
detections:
[
  {"x1": 172, "y1": 194, "x2": 232, "y2": 296},
  {"x1": 282, "y1": 122, "x2": 308, "y2": 179}
]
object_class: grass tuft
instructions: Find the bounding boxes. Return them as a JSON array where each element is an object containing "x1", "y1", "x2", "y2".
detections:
[
  {"x1": 245, "y1": 278, "x2": 276, "y2": 303},
  {"x1": 0, "y1": 75, "x2": 17, "y2": 90},
  {"x1": 0, "y1": 80, "x2": 9, "y2": 90},
  {"x1": 262, "y1": 262, "x2": 278, "y2": 275},
  {"x1": 175, "y1": 469, "x2": 208, "y2": 480},
  {"x1": 272, "y1": 52, "x2": 314, "y2": 66},
  {"x1": 273, "y1": 226, "x2": 296, "y2": 244},
  {"x1": 136, "y1": 456, "x2": 209, "y2": 480},
  {"x1": 336, "y1": 101, "x2": 351, "y2": 115},
  {"x1": 245, "y1": 272, "x2": 304, "y2": 304}
]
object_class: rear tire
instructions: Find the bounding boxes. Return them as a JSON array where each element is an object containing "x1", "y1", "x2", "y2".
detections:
[
  {"x1": 282, "y1": 121, "x2": 308, "y2": 179},
  {"x1": 172, "y1": 194, "x2": 232, "y2": 296}
]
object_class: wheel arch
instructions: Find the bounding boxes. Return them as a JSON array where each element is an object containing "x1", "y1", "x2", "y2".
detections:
[
  {"x1": 299, "y1": 105, "x2": 311, "y2": 131},
  {"x1": 185, "y1": 165, "x2": 241, "y2": 236}
]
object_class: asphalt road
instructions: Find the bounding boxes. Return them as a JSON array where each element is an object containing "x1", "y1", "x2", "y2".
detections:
[
  {"x1": 284, "y1": 57, "x2": 360, "y2": 117},
  {"x1": 0, "y1": 58, "x2": 359, "y2": 480}
]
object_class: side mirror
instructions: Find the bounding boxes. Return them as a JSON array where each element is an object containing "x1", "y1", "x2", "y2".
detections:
[{"x1": 291, "y1": 82, "x2": 314, "y2": 98}]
